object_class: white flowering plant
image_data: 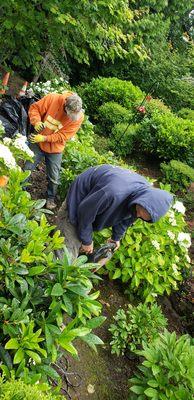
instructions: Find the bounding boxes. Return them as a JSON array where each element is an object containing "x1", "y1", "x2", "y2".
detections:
[
  {"x1": 29, "y1": 78, "x2": 71, "y2": 97},
  {"x1": 95, "y1": 201, "x2": 192, "y2": 302},
  {"x1": 0, "y1": 121, "x2": 34, "y2": 176}
]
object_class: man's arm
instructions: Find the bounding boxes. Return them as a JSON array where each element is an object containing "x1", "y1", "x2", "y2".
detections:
[
  {"x1": 112, "y1": 219, "x2": 133, "y2": 241},
  {"x1": 45, "y1": 115, "x2": 84, "y2": 144},
  {"x1": 28, "y1": 94, "x2": 53, "y2": 125}
]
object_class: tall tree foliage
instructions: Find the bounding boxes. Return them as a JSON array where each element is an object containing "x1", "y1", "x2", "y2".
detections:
[{"x1": 0, "y1": 0, "x2": 146, "y2": 74}]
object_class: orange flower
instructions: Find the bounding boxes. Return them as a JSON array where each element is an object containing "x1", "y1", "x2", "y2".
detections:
[{"x1": 0, "y1": 175, "x2": 9, "y2": 187}]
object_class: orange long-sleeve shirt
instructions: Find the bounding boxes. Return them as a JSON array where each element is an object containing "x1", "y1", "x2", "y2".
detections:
[{"x1": 28, "y1": 92, "x2": 84, "y2": 153}]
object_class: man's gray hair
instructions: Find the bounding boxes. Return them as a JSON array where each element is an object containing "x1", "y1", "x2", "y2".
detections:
[{"x1": 66, "y1": 94, "x2": 83, "y2": 113}]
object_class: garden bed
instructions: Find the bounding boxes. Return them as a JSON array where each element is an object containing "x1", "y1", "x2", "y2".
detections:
[{"x1": 28, "y1": 160, "x2": 193, "y2": 400}]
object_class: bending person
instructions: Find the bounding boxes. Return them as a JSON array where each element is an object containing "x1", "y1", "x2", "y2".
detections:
[{"x1": 56, "y1": 164, "x2": 173, "y2": 261}]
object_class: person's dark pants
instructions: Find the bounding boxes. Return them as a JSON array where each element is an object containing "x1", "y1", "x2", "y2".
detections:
[{"x1": 24, "y1": 143, "x2": 62, "y2": 199}]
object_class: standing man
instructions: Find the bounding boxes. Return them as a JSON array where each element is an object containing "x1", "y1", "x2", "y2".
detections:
[
  {"x1": 56, "y1": 164, "x2": 173, "y2": 261},
  {"x1": 24, "y1": 91, "x2": 84, "y2": 209}
]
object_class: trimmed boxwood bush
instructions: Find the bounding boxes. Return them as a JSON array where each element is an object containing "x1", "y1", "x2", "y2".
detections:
[
  {"x1": 97, "y1": 101, "x2": 133, "y2": 136},
  {"x1": 78, "y1": 77, "x2": 144, "y2": 118},
  {"x1": 139, "y1": 112, "x2": 194, "y2": 163},
  {"x1": 161, "y1": 159, "x2": 194, "y2": 192},
  {"x1": 110, "y1": 123, "x2": 140, "y2": 156},
  {"x1": 144, "y1": 98, "x2": 171, "y2": 117},
  {"x1": 177, "y1": 107, "x2": 194, "y2": 121}
]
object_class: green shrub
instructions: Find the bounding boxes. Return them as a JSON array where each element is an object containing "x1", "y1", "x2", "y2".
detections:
[
  {"x1": 77, "y1": 116, "x2": 95, "y2": 146},
  {"x1": 0, "y1": 169, "x2": 105, "y2": 383},
  {"x1": 92, "y1": 134, "x2": 111, "y2": 154},
  {"x1": 98, "y1": 201, "x2": 191, "y2": 302},
  {"x1": 60, "y1": 139, "x2": 121, "y2": 199},
  {"x1": 78, "y1": 77, "x2": 144, "y2": 118},
  {"x1": 110, "y1": 123, "x2": 140, "y2": 156},
  {"x1": 0, "y1": 377, "x2": 64, "y2": 399},
  {"x1": 144, "y1": 98, "x2": 171, "y2": 117},
  {"x1": 177, "y1": 107, "x2": 194, "y2": 121},
  {"x1": 139, "y1": 112, "x2": 194, "y2": 163},
  {"x1": 97, "y1": 102, "x2": 132, "y2": 136},
  {"x1": 161, "y1": 160, "x2": 194, "y2": 192},
  {"x1": 109, "y1": 303, "x2": 167, "y2": 356},
  {"x1": 129, "y1": 330, "x2": 194, "y2": 400}
]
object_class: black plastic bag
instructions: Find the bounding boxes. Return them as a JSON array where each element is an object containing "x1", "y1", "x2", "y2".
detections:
[
  {"x1": 19, "y1": 93, "x2": 40, "y2": 135},
  {"x1": 0, "y1": 96, "x2": 27, "y2": 137}
]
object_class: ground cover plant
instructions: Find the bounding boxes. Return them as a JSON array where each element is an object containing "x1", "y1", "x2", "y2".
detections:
[
  {"x1": 109, "y1": 302, "x2": 167, "y2": 356},
  {"x1": 129, "y1": 330, "x2": 194, "y2": 400}
]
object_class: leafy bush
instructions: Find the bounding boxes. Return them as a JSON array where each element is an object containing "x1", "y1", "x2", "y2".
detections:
[
  {"x1": 144, "y1": 98, "x2": 171, "y2": 117},
  {"x1": 78, "y1": 77, "x2": 144, "y2": 119},
  {"x1": 0, "y1": 377, "x2": 64, "y2": 399},
  {"x1": 129, "y1": 330, "x2": 194, "y2": 400},
  {"x1": 177, "y1": 107, "x2": 194, "y2": 121},
  {"x1": 0, "y1": 162, "x2": 105, "y2": 383},
  {"x1": 110, "y1": 123, "x2": 140, "y2": 156},
  {"x1": 109, "y1": 303, "x2": 167, "y2": 355},
  {"x1": 139, "y1": 112, "x2": 194, "y2": 163},
  {"x1": 60, "y1": 139, "x2": 121, "y2": 199},
  {"x1": 161, "y1": 160, "x2": 194, "y2": 192},
  {"x1": 97, "y1": 102, "x2": 132, "y2": 136},
  {"x1": 98, "y1": 201, "x2": 191, "y2": 302}
]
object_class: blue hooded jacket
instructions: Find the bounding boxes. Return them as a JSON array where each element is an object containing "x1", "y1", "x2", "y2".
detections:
[{"x1": 67, "y1": 164, "x2": 173, "y2": 245}]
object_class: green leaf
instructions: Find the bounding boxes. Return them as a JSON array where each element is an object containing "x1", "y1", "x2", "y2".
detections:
[
  {"x1": 59, "y1": 340, "x2": 78, "y2": 356},
  {"x1": 112, "y1": 269, "x2": 121, "y2": 279},
  {"x1": 51, "y1": 283, "x2": 64, "y2": 296},
  {"x1": 86, "y1": 316, "x2": 106, "y2": 329},
  {"x1": 144, "y1": 388, "x2": 158, "y2": 397},
  {"x1": 148, "y1": 380, "x2": 159, "y2": 388},
  {"x1": 26, "y1": 350, "x2": 42, "y2": 364},
  {"x1": 62, "y1": 294, "x2": 73, "y2": 315},
  {"x1": 5, "y1": 338, "x2": 19, "y2": 350},
  {"x1": 13, "y1": 348, "x2": 25, "y2": 364},
  {"x1": 152, "y1": 365, "x2": 160, "y2": 376},
  {"x1": 66, "y1": 284, "x2": 89, "y2": 296},
  {"x1": 130, "y1": 386, "x2": 145, "y2": 394},
  {"x1": 29, "y1": 266, "x2": 45, "y2": 276},
  {"x1": 81, "y1": 333, "x2": 104, "y2": 352},
  {"x1": 38, "y1": 364, "x2": 60, "y2": 380}
]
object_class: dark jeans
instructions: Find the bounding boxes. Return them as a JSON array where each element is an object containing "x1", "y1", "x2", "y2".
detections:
[{"x1": 24, "y1": 143, "x2": 62, "y2": 199}]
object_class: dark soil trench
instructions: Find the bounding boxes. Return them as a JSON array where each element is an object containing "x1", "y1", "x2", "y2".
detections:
[{"x1": 28, "y1": 159, "x2": 193, "y2": 400}]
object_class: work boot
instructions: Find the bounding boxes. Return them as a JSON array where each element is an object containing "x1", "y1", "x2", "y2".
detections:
[{"x1": 46, "y1": 199, "x2": 57, "y2": 210}]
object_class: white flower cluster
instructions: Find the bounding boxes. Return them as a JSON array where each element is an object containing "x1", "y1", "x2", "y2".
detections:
[
  {"x1": 0, "y1": 143, "x2": 16, "y2": 169},
  {"x1": 151, "y1": 240, "x2": 160, "y2": 250},
  {"x1": 168, "y1": 209, "x2": 177, "y2": 226},
  {"x1": 177, "y1": 232, "x2": 191, "y2": 248},
  {"x1": 30, "y1": 78, "x2": 69, "y2": 96},
  {"x1": 173, "y1": 201, "x2": 186, "y2": 215},
  {"x1": 167, "y1": 230, "x2": 175, "y2": 240},
  {"x1": 12, "y1": 134, "x2": 34, "y2": 158}
]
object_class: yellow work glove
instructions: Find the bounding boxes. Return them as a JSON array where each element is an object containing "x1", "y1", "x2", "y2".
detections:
[
  {"x1": 34, "y1": 121, "x2": 45, "y2": 132},
  {"x1": 30, "y1": 134, "x2": 46, "y2": 143}
]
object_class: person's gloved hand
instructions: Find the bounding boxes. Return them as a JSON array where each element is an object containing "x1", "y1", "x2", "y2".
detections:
[
  {"x1": 34, "y1": 122, "x2": 45, "y2": 132},
  {"x1": 30, "y1": 134, "x2": 46, "y2": 143}
]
